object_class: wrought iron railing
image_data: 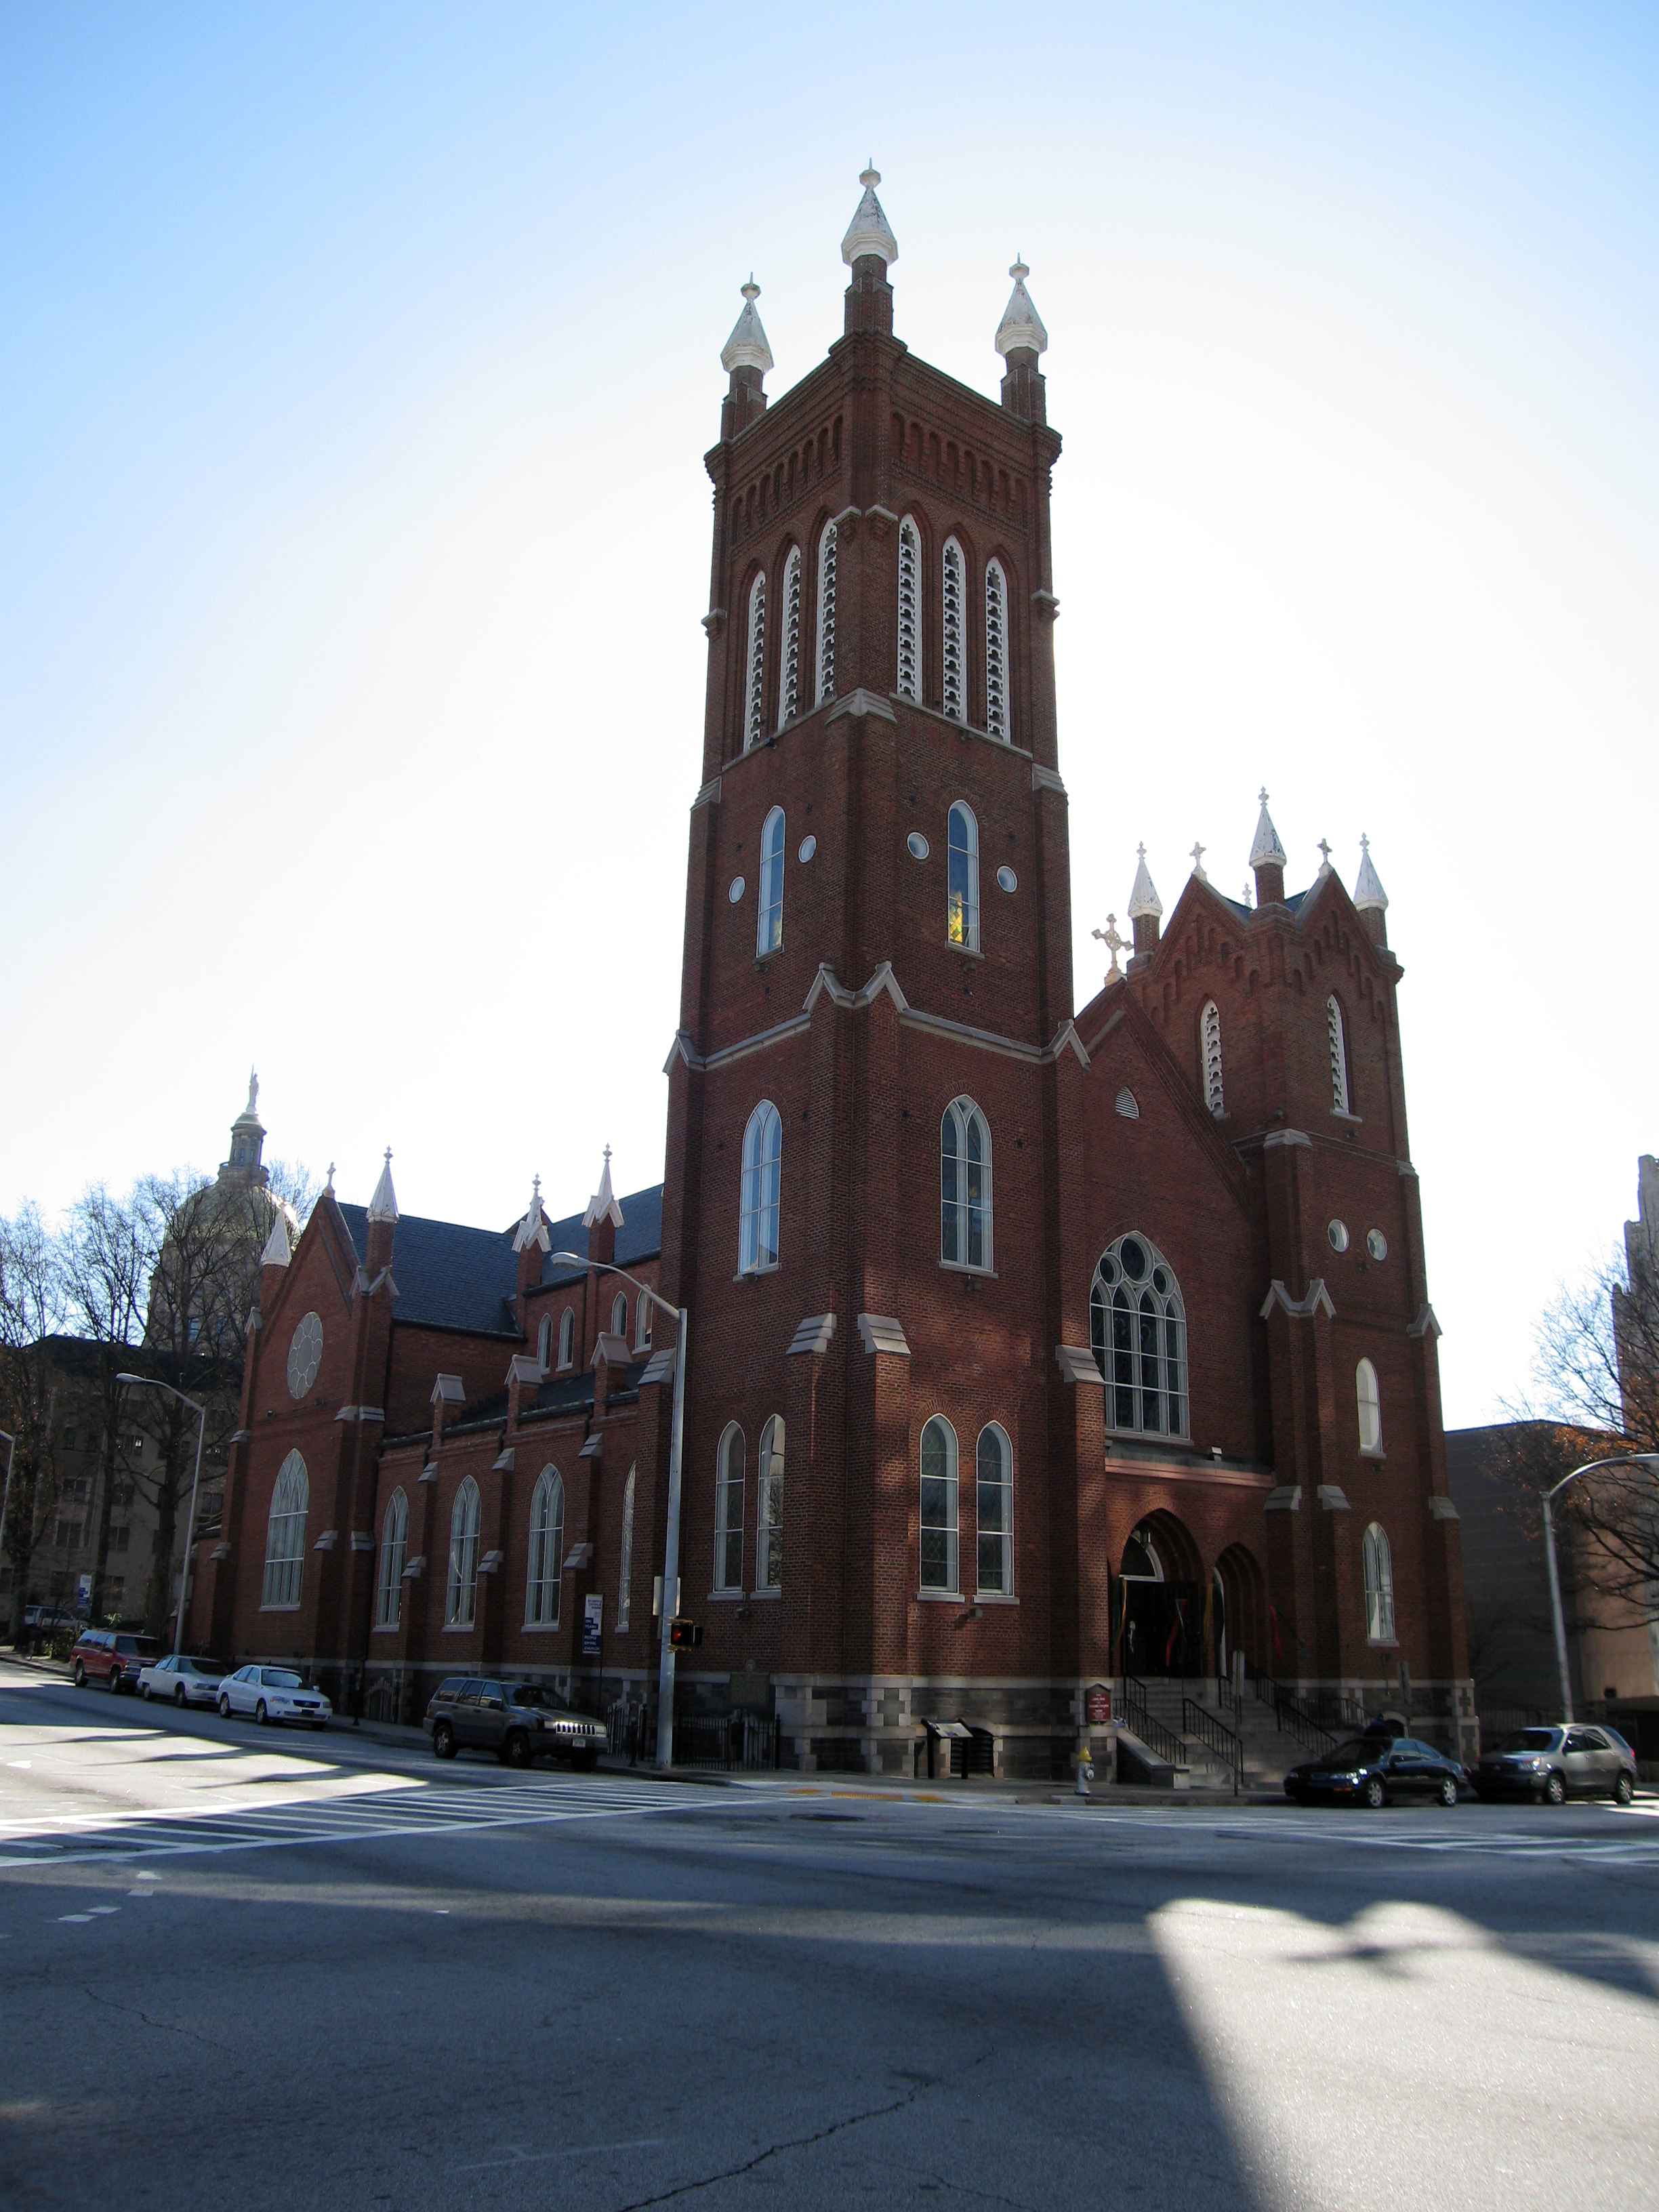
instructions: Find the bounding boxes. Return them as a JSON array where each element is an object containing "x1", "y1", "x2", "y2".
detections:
[
  {"x1": 1183, "y1": 1697, "x2": 1244, "y2": 1791},
  {"x1": 1120, "y1": 1675, "x2": 1187, "y2": 1769},
  {"x1": 609, "y1": 1705, "x2": 782, "y2": 1772},
  {"x1": 1254, "y1": 1675, "x2": 1339, "y2": 1753}
]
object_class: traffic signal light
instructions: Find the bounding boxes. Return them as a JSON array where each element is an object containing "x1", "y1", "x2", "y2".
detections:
[{"x1": 669, "y1": 1617, "x2": 703, "y2": 1650}]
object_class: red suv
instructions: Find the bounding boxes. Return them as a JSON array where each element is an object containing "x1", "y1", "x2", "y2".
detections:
[{"x1": 70, "y1": 1629, "x2": 161, "y2": 1693}]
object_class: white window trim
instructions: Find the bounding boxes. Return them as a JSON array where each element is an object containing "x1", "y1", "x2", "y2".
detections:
[
  {"x1": 744, "y1": 570, "x2": 767, "y2": 752},
  {"x1": 445, "y1": 1477, "x2": 481, "y2": 1630},
  {"x1": 739, "y1": 1100, "x2": 782, "y2": 1275},
  {"x1": 941, "y1": 537, "x2": 966, "y2": 722},
  {"x1": 756, "y1": 805, "x2": 785, "y2": 960},
  {"x1": 779, "y1": 546, "x2": 802, "y2": 727},
  {"x1": 984, "y1": 557, "x2": 1010, "y2": 744},
  {"x1": 261, "y1": 1449, "x2": 308, "y2": 1612},
  {"x1": 714, "y1": 1422, "x2": 745, "y2": 1594},
  {"x1": 558, "y1": 1309, "x2": 575, "y2": 1372},
  {"x1": 975, "y1": 1422, "x2": 1014, "y2": 1598},
  {"x1": 919, "y1": 1415, "x2": 960, "y2": 1597},
  {"x1": 940, "y1": 1094, "x2": 994, "y2": 1275},
  {"x1": 897, "y1": 514, "x2": 922, "y2": 700},
  {"x1": 525, "y1": 1465, "x2": 565, "y2": 1629},
  {"x1": 815, "y1": 520, "x2": 838, "y2": 705},
  {"x1": 947, "y1": 800, "x2": 980, "y2": 954}
]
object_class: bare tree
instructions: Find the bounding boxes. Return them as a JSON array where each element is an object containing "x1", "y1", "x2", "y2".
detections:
[
  {"x1": 61, "y1": 1184, "x2": 155, "y2": 1623},
  {"x1": 0, "y1": 1205, "x2": 71, "y2": 1640},
  {"x1": 1518, "y1": 1245, "x2": 1659, "y2": 1629}
]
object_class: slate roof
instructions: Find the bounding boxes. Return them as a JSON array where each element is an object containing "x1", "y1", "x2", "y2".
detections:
[{"x1": 335, "y1": 1183, "x2": 664, "y2": 1337}]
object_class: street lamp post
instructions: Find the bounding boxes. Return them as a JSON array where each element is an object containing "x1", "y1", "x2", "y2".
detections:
[
  {"x1": 116, "y1": 1376, "x2": 208, "y2": 1660},
  {"x1": 547, "y1": 1253, "x2": 688, "y2": 1773},
  {"x1": 1540, "y1": 1452, "x2": 1659, "y2": 1723}
]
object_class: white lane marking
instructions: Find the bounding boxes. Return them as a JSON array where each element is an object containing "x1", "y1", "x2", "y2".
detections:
[
  {"x1": 449, "y1": 2137, "x2": 668, "y2": 2173},
  {"x1": 56, "y1": 1914, "x2": 93, "y2": 1923},
  {"x1": 87, "y1": 1905, "x2": 119, "y2": 1915},
  {"x1": 7, "y1": 1761, "x2": 32, "y2": 1769}
]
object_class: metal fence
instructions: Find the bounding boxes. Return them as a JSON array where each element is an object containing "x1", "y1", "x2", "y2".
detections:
[{"x1": 607, "y1": 1703, "x2": 781, "y2": 1772}]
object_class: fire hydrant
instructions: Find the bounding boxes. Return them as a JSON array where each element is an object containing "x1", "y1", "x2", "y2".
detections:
[{"x1": 1074, "y1": 1737, "x2": 1096, "y2": 1799}]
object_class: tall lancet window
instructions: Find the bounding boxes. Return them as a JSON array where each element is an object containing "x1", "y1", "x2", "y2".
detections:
[
  {"x1": 984, "y1": 558, "x2": 1010, "y2": 743},
  {"x1": 815, "y1": 520, "x2": 838, "y2": 705},
  {"x1": 757, "y1": 806, "x2": 785, "y2": 956},
  {"x1": 940, "y1": 1096, "x2": 992, "y2": 1271},
  {"x1": 1201, "y1": 1000, "x2": 1225, "y2": 1118},
  {"x1": 779, "y1": 547, "x2": 802, "y2": 726},
  {"x1": 897, "y1": 516, "x2": 922, "y2": 699},
  {"x1": 941, "y1": 537, "x2": 966, "y2": 721},
  {"x1": 739, "y1": 1100, "x2": 782, "y2": 1273},
  {"x1": 947, "y1": 802, "x2": 979, "y2": 951},
  {"x1": 743, "y1": 571, "x2": 766, "y2": 752},
  {"x1": 1327, "y1": 994, "x2": 1351, "y2": 1114}
]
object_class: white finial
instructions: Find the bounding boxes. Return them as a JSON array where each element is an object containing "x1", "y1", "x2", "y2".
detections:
[
  {"x1": 1091, "y1": 915, "x2": 1127, "y2": 980},
  {"x1": 841, "y1": 161, "x2": 899, "y2": 268},
  {"x1": 513, "y1": 1170, "x2": 550, "y2": 1255},
  {"x1": 994, "y1": 253, "x2": 1049, "y2": 361},
  {"x1": 1243, "y1": 879, "x2": 1254, "y2": 908},
  {"x1": 1128, "y1": 842, "x2": 1163, "y2": 921},
  {"x1": 1354, "y1": 834, "x2": 1389, "y2": 913},
  {"x1": 247, "y1": 1068, "x2": 259, "y2": 1115},
  {"x1": 259, "y1": 1211, "x2": 291, "y2": 1269},
  {"x1": 1189, "y1": 840, "x2": 1208, "y2": 882},
  {"x1": 583, "y1": 1144, "x2": 625, "y2": 1231},
  {"x1": 325, "y1": 1162, "x2": 335, "y2": 1193},
  {"x1": 720, "y1": 274, "x2": 774, "y2": 375},
  {"x1": 1250, "y1": 788, "x2": 1288, "y2": 870},
  {"x1": 367, "y1": 1147, "x2": 398, "y2": 1225},
  {"x1": 1316, "y1": 838, "x2": 1333, "y2": 874}
]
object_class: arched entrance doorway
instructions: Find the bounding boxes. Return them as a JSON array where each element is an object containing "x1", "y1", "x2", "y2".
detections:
[
  {"x1": 1117, "y1": 1513, "x2": 1204, "y2": 1677},
  {"x1": 1214, "y1": 1542, "x2": 1265, "y2": 1681}
]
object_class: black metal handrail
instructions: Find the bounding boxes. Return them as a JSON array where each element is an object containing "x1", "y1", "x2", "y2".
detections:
[
  {"x1": 1254, "y1": 1674, "x2": 1339, "y2": 1753},
  {"x1": 1214, "y1": 1672, "x2": 1242, "y2": 1718},
  {"x1": 1183, "y1": 1697, "x2": 1244, "y2": 1792},
  {"x1": 1120, "y1": 1676, "x2": 1187, "y2": 1768}
]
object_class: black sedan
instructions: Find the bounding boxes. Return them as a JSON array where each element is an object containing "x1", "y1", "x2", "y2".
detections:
[{"x1": 1285, "y1": 1732, "x2": 1465, "y2": 1809}]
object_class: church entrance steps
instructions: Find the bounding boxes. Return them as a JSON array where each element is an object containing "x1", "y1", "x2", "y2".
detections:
[{"x1": 1130, "y1": 1677, "x2": 1314, "y2": 1789}]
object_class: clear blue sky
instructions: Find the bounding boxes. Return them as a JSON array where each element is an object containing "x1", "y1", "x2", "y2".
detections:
[{"x1": 3, "y1": 1, "x2": 1656, "y2": 1426}]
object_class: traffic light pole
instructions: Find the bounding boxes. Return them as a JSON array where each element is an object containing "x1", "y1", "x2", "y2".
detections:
[{"x1": 655, "y1": 1304, "x2": 688, "y2": 1771}]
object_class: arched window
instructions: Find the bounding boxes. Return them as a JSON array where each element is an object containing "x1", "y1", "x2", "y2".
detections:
[
  {"x1": 635, "y1": 1294, "x2": 651, "y2": 1351},
  {"x1": 947, "y1": 801, "x2": 979, "y2": 951},
  {"x1": 1328, "y1": 994, "x2": 1351, "y2": 1114},
  {"x1": 537, "y1": 1313, "x2": 552, "y2": 1371},
  {"x1": 984, "y1": 558, "x2": 1010, "y2": 743},
  {"x1": 815, "y1": 519, "x2": 838, "y2": 704},
  {"x1": 715, "y1": 1422, "x2": 745, "y2": 1593},
  {"x1": 743, "y1": 570, "x2": 766, "y2": 752},
  {"x1": 757, "y1": 1415, "x2": 784, "y2": 1591},
  {"x1": 1363, "y1": 1522, "x2": 1395, "y2": 1643},
  {"x1": 739, "y1": 1100, "x2": 782, "y2": 1273},
  {"x1": 1201, "y1": 1000, "x2": 1225, "y2": 1117},
  {"x1": 611, "y1": 1292, "x2": 628, "y2": 1340},
  {"x1": 1115, "y1": 1087, "x2": 1140, "y2": 1120},
  {"x1": 757, "y1": 804, "x2": 785, "y2": 957},
  {"x1": 262, "y1": 1450, "x2": 308, "y2": 1609},
  {"x1": 374, "y1": 1487, "x2": 407, "y2": 1630},
  {"x1": 897, "y1": 514, "x2": 922, "y2": 699},
  {"x1": 1357, "y1": 1357, "x2": 1382, "y2": 1453},
  {"x1": 940, "y1": 1096, "x2": 993, "y2": 1271},
  {"x1": 525, "y1": 1466, "x2": 564, "y2": 1627},
  {"x1": 558, "y1": 1308, "x2": 575, "y2": 1370},
  {"x1": 1090, "y1": 1234, "x2": 1189, "y2": 1439},
  {"x1": 779, "y1": 546, "x2": 802, "y2": 726},
  {"x1": 941, "y1": 537, "x2": 966, "y2": 721},
  {"x1": 976, "y1": 1424, "x2": 1012, "y2": 1595},
  {"x1": 445, "y1": 1475, "x2": 481, "y2": 1629},
  {"x1": 919, "y1": 1416, "x2": 960, "y2": 1594},
  {"x1": 617, "y1": 1465, "x2": 636, "y2": 1631}
]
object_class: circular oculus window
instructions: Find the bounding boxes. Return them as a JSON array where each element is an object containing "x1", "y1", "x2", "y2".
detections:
[
  {"x1": 798, "y1": 835, "x2": 817, "y2": 863},
  {"x1": 1366, "y1": 1229, "x2": 1389, "y2": 1261},
  {"x1": 286, "y1": 1311, "x2": 323, "y2": 1399},
  {"x1": 1327, "y1": 1220, "x2": 1350, "y2": 1254},
  {"x1": 727, "y1": 876, "x2": 745, "y2": 903},
  {"x1": 997, "y1": 865, "x2": 1018, "y2": 893},
  {"x1": 906, "y1": 832, "x2": 929, "y2": 861}
]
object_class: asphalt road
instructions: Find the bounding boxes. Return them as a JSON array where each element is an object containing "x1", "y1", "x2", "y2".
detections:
[{"x1": 3, "y1": 1660, "x2": 1657, "y2": 2212}]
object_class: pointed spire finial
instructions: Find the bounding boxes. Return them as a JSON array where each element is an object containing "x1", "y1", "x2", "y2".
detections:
[
  {"x1": 259, "y1": 1210, "x2": 291, "y2": 1269},
  {"x1": 514, "y1": 1168, "x2": 551, "y2": 1255},
  {"x1": 720, "y1": 274, "x2": 774, "y2": 375},
  {"x1": 1249, "y1": 788, "x2": 1288, "y2": 870},
  {"x1": 994, "y1": 253, "x2": 1049, "y2": 360},
  {"x1": 1128, "y1": 842, "x2": 1163, "y2": 920},
  {"x1": 583, "y1": 1144, "x2": 625, "y2": 1231},
  {"x1": 367, "y1": 1147, "x2": 398, "y2": 1225},
  {"x1": 1354, "y1": 833, "x2": 1389, "y2": 913},
  {"x1": 841, "y1": 160, "x2": 898, "y2": 268},
  {"x1": 1190, "y1": 840, "x2": 1208, "y2": 882}
]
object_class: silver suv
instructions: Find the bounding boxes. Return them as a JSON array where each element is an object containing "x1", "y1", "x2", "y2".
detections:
[
  {"x1": 1474, "y1": 1724, "x2": 1638, "y2": 1805},
  {"x1": 425, "y1": 1677, "x2": 607, "y2": 1770}
]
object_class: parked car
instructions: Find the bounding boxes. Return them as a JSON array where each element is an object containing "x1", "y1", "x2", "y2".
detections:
[
  {"x1": 138, "y1": 1653, "x2": 228, "y2": 1708},
  {"x1": 1473, "y1": 1724, "x2": 1637, "y2": 1805},
  {"x1": 216, "y1": 1664, "x2": 331, "y2": 1729},
  {"x1": 424, "y1": 1677, "x2": 607, "y2": 1769},
  {"x1": 23, "y1": 1603, "x2": 82, "y2": 1633},
  {"x1": 1285, "y1": 1731, "x2": 1466, "y2": 1808},
  {"x1": 70, "y1": 1628, "x2": 162, "y2": 1693}
]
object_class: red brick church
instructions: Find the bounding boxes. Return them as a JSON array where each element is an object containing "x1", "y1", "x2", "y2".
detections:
[{"x1": 195, "y1": 169, "x2": 1474, "y2": 1775}]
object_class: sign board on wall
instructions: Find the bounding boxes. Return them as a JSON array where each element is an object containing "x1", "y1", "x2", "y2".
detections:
[
  {"x1": 581, "y1": 1594, "x2": 602, "y2": 1656},
  {"x1": 1086, "y1": 1683, "x2": 1113, "y2": 1725}
]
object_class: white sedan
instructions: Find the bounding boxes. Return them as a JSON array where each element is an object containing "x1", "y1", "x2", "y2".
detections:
[
  {"x1": 216, "y1": 1664, "x2": 332, "y2": 1729},
  {"x1": 138, "y1": 1653, "x2": 226, "y2": 1708}
]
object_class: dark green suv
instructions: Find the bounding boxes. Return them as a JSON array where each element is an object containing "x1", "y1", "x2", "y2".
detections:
[{"x1": 424, "y1": 1677, "x2": 607, "y2": 1770}]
